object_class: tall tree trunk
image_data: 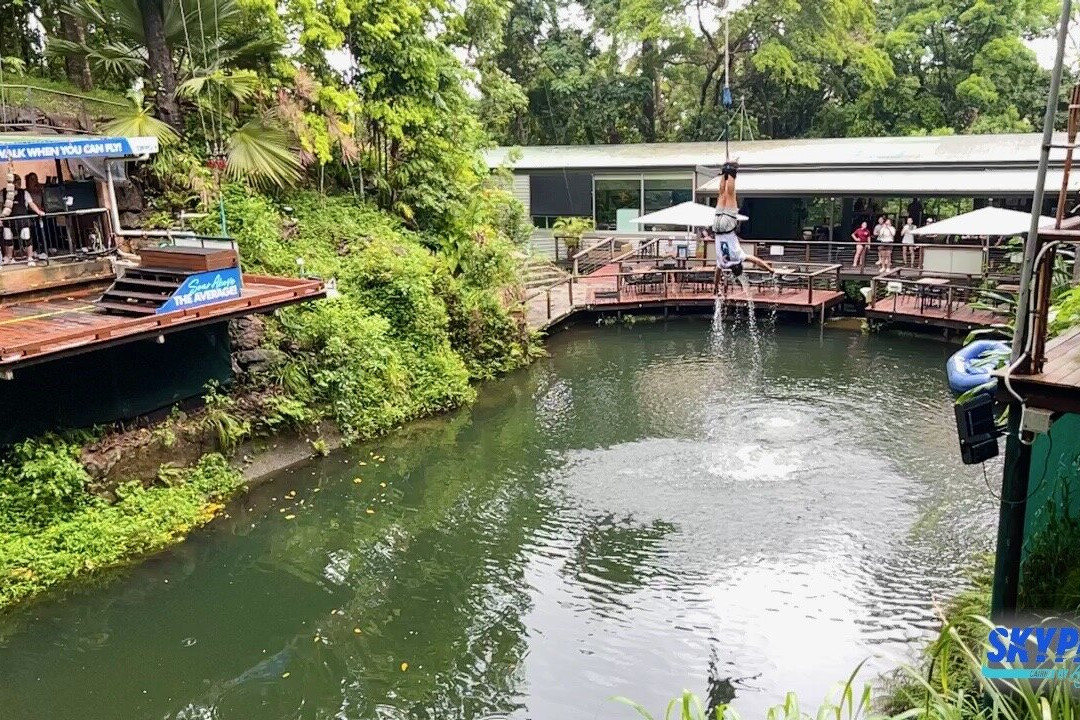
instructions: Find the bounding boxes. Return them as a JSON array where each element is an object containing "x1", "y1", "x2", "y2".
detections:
[
  {"x1": 60, "y1": 12, "x2": 92, "y2": 90},
  {"x1": 640, "y1": 39, "x2": 658, "y2": 141},
  {"x1": 138, "y1": 0, "x2": 182, "y2": 130}
]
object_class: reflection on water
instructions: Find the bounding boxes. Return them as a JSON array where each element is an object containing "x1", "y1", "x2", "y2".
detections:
[{"x1": 0, "y1": 323, "x2": 997, "y2": 719}]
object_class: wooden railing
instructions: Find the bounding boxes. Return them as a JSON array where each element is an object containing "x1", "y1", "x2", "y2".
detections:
[
  {"x1": 721, "y1": 262, "x2": 843, "y2": 305},
  {"x1": 866, "y1": 268, "x2": 1004, "y2": 320},
  {"x1": 592, "y1": 262, "x2": 842, "y2": 306},
  {"x1": 734, "y1": 238, "x2": 1037, "y2": 283},
  {"x1": 571, "y1": 236, "x2": 617, "y2": 276},
  {"x1": 611, "y1": 237, "x2": 662, "y2": 265},
  {"x1": 522, "y1": 275, "x2": 576, "y2": 323}
]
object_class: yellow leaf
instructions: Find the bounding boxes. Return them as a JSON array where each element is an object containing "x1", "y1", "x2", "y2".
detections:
[
  {"x1": 353, "y1": 627, "x2": 362, "y2": 634},
  {"x1": 380, "y1": 482, "x2": 386, "y2": 488},
  {"x1": 353, "y1": 477, "x2": 363, "y2": 484},
  {"x1": 400, "y1": 662, "x2": 408, "y2": 672},
  {"x1": 282, "y1": 672, "x2": 290, "y2": 678},
  {"x1": 366, "y1": 508, "x2": 375, "y2": 514},
  {"x1": 285, "y1": 514, "x2": 296, "y2": 520}
]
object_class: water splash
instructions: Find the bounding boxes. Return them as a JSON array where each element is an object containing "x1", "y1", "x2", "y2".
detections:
[
  {"x1": 740, "y1": 276, "x2": 762, "y2": 365},
  {"x1": 709, "y1": 279, "x2": 728, "y2": 353}
]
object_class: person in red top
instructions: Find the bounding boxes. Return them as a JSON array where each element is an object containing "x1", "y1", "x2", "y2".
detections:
[{"x1": 851, "y1": 221, "x2": 870, "y2": 269}]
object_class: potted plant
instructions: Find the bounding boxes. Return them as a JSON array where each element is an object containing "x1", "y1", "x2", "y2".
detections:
[{"x1": 552, "y1": 216, "x2": 595, "y2": 256}]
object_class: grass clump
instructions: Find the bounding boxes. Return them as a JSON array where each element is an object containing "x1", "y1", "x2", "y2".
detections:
[{"x1": 0, "y1": 451, "x2": 242, "y2": 609}]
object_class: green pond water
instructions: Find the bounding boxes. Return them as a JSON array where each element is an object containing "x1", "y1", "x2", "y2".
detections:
[{"x1": 0, "y1": 320, "x2": 999, "y2": 719}]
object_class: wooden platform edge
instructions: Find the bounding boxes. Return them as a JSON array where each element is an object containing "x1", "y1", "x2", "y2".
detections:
[{"x1": 0, "y1": 275, "x2": 325, "y2": 370}]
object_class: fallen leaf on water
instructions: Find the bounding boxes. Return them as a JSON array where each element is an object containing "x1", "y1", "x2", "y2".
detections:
[
  {"x1": 282, "y1": 672, "x2": 290, "y2": 679},
  {"x1": 313, "y1": 488, "x2": 321, "y2": 493},
  {"x1": 285, "y1": 514, "x2": 296, "y2": 520},
  {"x1": 380, "y1": 482, "x2": 386, "y2": 488},
  {"x1": 353, "y1": 627, "x2": 362, "y2": 634},
  {"x1": 353, "y1": 477, "x2": 363, "y2": 484},
  {"x1": 400, "y1": 662, "x2": 409, "y2": 672},
  {"x1": 366, "y1": 508, "x2": 375, "y2": 515}
]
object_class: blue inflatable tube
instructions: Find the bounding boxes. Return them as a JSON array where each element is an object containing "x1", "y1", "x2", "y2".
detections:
[{"x1": 947, "y1": 340, "x2": 1010, "y2": 395}]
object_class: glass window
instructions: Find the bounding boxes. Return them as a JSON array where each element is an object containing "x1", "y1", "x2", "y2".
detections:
[
  {"x1": 643, "y1": 177, "x2": 692, "y2": 213},
  {"x1": 595, "y1": 178, "x2": 642, "y2": 231}
]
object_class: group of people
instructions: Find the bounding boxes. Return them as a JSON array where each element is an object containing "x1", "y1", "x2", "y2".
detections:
[
  {"x1": 0, "y1": 171, "x2": 48, "y2": 265},
  {"x1": 851, "y1": 215, "x2": 925, "y2": 271}
]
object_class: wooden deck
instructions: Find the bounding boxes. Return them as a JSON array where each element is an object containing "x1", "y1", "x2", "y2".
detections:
[
  {"x1": 0, "y1": 274, "x2": 325, "y2": 371},
  {"x1": 523, "y1": 266, "x2": 844, "y2": 330},
  {"x1": 865, "y1": 293, "x2": 1005, "y2": 332},
  {"x1": 996, "y1": 327, "x2": 1080, "y2": 413}
]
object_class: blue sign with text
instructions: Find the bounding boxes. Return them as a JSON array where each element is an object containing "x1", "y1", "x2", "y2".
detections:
[
  {"x1": 157, "y1": 268, "x2": 243, "y2": 314},
  {"x1": 983, "y1": 623, "x2": 1080, "y2": 688},
  {"x1": 0, "y1": 136, "x2": 159, "y2": 162}
]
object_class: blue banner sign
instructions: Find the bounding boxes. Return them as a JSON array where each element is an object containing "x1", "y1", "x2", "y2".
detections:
[
  {"x1": 157, "y1": 267, "x2": 243, "y2": 314},
  {"x1": 0, "y1": 136, "x2": 159, "y2": 162},
  {"x1": 983, "y1": 623, "x2": 1080, "y2": 689}
]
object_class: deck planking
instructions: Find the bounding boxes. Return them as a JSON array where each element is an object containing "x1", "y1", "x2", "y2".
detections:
[
  {"x1": 865, "y1": 293, "x2": 1004, "y2": 331},
  {"x1": 993, "y1": 327, "x2": 1080, "y2": 413},
  {"x1": 0, "y1": 274, "x2": 324, "y2": 369},
  {"x1": 523, "y1": 273, "x2": 844, "y2": 331}
]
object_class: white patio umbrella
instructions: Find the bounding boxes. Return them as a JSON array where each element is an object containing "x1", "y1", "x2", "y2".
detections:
[
  {"x1": 630, "y1": 201, "x2": 748, "y2": 228},
  {"x1": 911, "y1": 206, "x2": 1056, "y2": 237}
]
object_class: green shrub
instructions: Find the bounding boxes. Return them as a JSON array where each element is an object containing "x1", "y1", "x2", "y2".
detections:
[
  {"x1": 0, "y1": 435, "x2": 91, "y2": 531},
  {"x1": 210, "y1": 186, "x2": 533, "y2": 438},
  {"x1": 0, "y1": 454, "x2": 242, "y2": 609}
]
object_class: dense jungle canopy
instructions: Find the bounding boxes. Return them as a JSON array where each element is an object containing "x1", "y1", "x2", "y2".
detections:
[{"x1": 0, "y1": 1, "x2": 1069, "y2": 208}]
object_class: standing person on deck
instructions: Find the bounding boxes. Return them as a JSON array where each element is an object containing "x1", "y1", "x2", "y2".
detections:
[
  {"x1": 711, "y1": 159, "x2": 774, "y2": 277},
  {"x1": 876, "y1": 217, "x2": 895, "y2": 271},
  {"x1": 900, "y1": 217, "x2": 917, "y2": 267},
  {"x1": 0, "y1": 175, "x2": 45, "y2": 264},
  {"x1": 851, "y1": 221, "x2": 870, "y2": 269}
]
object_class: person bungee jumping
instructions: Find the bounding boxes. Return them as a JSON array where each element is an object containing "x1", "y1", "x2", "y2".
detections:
[{"x1": 712, "y1": 159, "x2": 773, "y2": 277}]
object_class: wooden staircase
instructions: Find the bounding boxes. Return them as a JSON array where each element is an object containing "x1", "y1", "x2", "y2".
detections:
[
  {"x1": 95, "y1": 246, "x2": 241, "y2": 317},
  {"x1": 522, "y1": 257, "x2": 570, "y2": 290},
  {"x1": 96, "y1": 266, "x2": 194, "y2": 316}
]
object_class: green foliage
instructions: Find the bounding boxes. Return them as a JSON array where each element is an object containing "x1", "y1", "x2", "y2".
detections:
[
  {"x1": 0, "y1": 435, "x2": 91, "y2": 531},
  {"x1": 226, "y1": 121, "x2": 304, "y2": 189},
  {"x1": 216, "y1": 186, "x2": 535, "y2": 439},
  {"x1": 0, "y1": 454, "x2": 243, "y2": 609},
  {"x1": 201, "y1": 382, "x2": 252, "y2": 453},
  {"x1": 1019, "y1": 480, "x2": 1080, "y2": 614},
  {"x1": 1051, "y1": 285, "x2": 1080, "y2": 337},
  {"x1": 100, "y1": 94, "x2": 180, "y2": 145},
  {"x1": 552, "y1": 216, "x2": 595, "y2": 251}
]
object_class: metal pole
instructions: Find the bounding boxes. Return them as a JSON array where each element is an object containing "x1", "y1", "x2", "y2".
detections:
[
  {"x1": 1013, "y1": 0, "x2": 1071, "y2": 365},
  {"x1": 991, "y1": 0, "x2": 1072, "y2": 621}
]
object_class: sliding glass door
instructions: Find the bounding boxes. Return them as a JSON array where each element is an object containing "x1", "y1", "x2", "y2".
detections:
[{"x1": 593, "y1": 174, "x2": 693, "y2": 231}]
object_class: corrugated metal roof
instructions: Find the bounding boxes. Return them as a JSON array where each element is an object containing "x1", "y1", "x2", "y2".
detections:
[
  {"x1": 485, "y1": 133, "x2": 1065, "y2": 172},
  {"x1": 696, "y1": 167, "x2": 1075, "y2": 195}
]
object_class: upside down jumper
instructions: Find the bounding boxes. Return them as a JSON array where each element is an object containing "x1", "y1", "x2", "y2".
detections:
[{"x1": 712, "y1": 160, "x2": 774, "y2": 276}]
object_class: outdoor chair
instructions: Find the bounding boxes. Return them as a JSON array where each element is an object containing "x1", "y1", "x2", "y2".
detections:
[{"x1": 682, "y1": 271, "x2": 714, "y2": 292}]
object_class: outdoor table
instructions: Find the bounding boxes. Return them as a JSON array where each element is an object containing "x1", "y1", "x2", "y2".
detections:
[{"x1": 916, "y1": 276, "x2": 949, "y2": 311}]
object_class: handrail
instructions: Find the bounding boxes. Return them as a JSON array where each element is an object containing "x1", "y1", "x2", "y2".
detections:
[
  {"x1": 0, "y1": 83, "x2": 128, "y2": 108},
  {"x1": 571, "y1": 236, "x2": 616, "y2": 276},
  {"x1": 522, "y1": 275, "x2": 576, "y2": 323},
  {"x1": 612, "y1": 237, "x2": 661, "y2": 265},
  {"x1": 0, "y1": 206, "x2": 111, "y2": 267},
  {"x1": 571, "y1": 236, "x2": 615, "y2": 261},
  {"x1": 865, "y1": 269, "x2": 1000, "y2": 320}
]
